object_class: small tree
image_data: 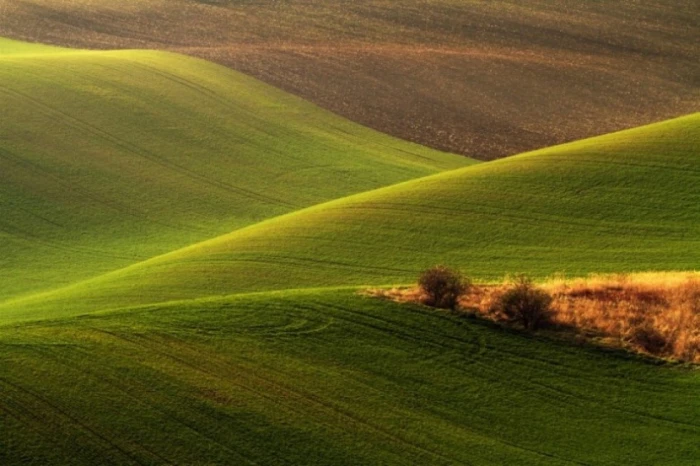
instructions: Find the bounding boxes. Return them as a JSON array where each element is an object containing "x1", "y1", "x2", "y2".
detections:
[
  {"x1": 419, "y1": 265, "x2": 469, "y2": 310},
  {"x1": 497, "y1": 275, "x2": 553, "y2": 330}
]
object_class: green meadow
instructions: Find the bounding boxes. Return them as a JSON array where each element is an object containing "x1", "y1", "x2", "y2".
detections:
[
  {"x1": 0, "y1": 38, "x2": 469, "y2": 302},
  {"x1": 3, "y1": 290, "x2": 699, "y2": 465},
  {"x1": 4, "y1": 113, "x2": 698, "y2": 322},
  {"x1": 1, "y1": 38, "x2": 699, "y2": 465}
]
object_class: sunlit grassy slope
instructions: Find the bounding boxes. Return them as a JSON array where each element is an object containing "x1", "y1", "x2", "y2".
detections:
[
  {"x1": 5, "y1": 114, "x2": 698, "y2": 322},
  {"x1": 0, "y1": 38, "x2": 471, "y2": 302},
  {"x1": 0, "y1": 37, "x2": 61, "y2": 54},
  {"x1": 2, "y1": 289, "x2": 698, "y2": 465},
  {"x1": 2, "y1": 38, "x2": 699, "y2": 466}
]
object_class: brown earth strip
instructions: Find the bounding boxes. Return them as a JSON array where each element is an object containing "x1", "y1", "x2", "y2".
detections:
[{"x1": 1, "y1": 0, "x2": 698, "y2": 159}]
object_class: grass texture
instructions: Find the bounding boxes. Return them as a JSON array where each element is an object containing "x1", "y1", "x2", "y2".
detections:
[
  {"x1": 0, "y1": 37, "x2": 470, "y2": 303},
  {"x1": 1, "y1": 37, "x2": 699, "y2": 466},
  {"x1": 2, "y1": 289, "x2": 699, "y2": 465},
  {"x1": 7, "y1": 113, "x2": 697, "y2": 323}
]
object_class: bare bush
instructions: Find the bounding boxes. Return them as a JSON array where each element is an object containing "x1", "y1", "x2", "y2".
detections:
[
  {"x1": 418, "y1": 265, "x2": 469, "y2": 310},
  {"x1": 496, "y1": 275, "x2": 553, "y2": 330}
]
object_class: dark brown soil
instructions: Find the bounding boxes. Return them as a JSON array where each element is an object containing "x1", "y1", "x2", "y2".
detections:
[{"x1": 2, "y1": 0, "x2": 697, "y2": 159}]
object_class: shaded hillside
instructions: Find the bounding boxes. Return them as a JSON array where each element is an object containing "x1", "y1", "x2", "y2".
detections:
[
  {"x1": 5, "y1": 114, "x2": 698, "y2": 323},
  {"x1": 0, "y1": 38, "x2": 469, "y2": 302},
  {"x1": 0, "y1": 0, "x2": 697, "y2": 158},
  {"x1": 2, "y1": 289, "x2": 699, "y2": 465}
]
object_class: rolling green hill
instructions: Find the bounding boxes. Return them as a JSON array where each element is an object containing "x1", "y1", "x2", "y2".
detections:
[
  {"x1": 2, "y1": 35, "x2": 699, "y2": 466},
  {"x1": 0, "y1": 38, "x2": 471, "y2": 303},
  {"x1": 6, "y1": 113, "x2": 697, "y2": 323},
  {"x1": 2, "y1": 289, "x2": 699, "y2": 465}
]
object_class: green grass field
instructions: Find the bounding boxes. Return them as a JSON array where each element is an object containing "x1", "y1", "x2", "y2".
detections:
[
  {"x1": 6, "y1": 113, "x2": 697, "y2": 323},
  {"x1": 1, "y1": 37, "x2": 699, "y2": 465},
  {"x1": 0, "y1": 37, "x2": 470, "y2": 303},
  {"x1": 2, "y1": 289, "x2": 699, "y2": 465}
]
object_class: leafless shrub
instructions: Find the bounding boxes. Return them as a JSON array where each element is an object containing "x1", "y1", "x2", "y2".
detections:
[
  {"x1": 418, "y1": 265, "x2": 469, "y2": 310},
  {"x1": 495, "y1": 275, "x2": 553, "y2": 331}
]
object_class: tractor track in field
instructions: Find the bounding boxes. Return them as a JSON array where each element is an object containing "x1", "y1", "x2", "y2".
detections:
[
  {"x1": 0, "y1": 142, "x2": 203, "y2": 236},
  {"x1": 161, "y1": 254, "x2": 417, "y2": 276},
  {"x1": 330, "y1": 201, "x2": 693, "y2": 238},
  {"x1": 87, "y1": 327, "x2": 468, "y2": 465},
  {"x1": 0, "y1": 79, "x2": 296, "y2": 211},
  {"x1": 0, "y1": 376, "x2": 148, "y2": 466},
  {"x1": 70, "y1": 58, "x2": 266, "y2": 152},
  {"x1": 2, "y1": 289, "x2": 699, "y2": 463},
  {"x1": 324, "y1": 300, "x2": 700, "y2": 433},
  {"x1": 168, "y1": 299, "x2": 591, "y2": 463},
  {"x1": 0, "y1": 86, "x2": 215, "y2": 234},
  {"x1": 125, "y1": 60, "x2": 318, "y2": 164},
  {"x1": 0, "y1": 220, "x2": 135, "y2": 262},
  {"x1": 96, "y1": 308, "x2": 597, "y2": 465},
  {"x1": 0, "y1": 398, "x2": 80, "y2": 464},
  {"x1": 550, "y1": 153, "x2": 700, "y2": 177},
  {"x1": 13, "y1": 342, "x2": 255, "y2": 465},
  {"x1": 125, "y1": 59, "x2": 380, "y2": 170}
]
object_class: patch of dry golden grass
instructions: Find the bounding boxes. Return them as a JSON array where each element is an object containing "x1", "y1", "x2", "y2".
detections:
[
  {"x1": 365, "y1": 286, "x2": 425, "y2": 304},
  {"x1": 543, "y1": 272, "x2": 700, "y2": 363},
  {"x1": 369, "y1": 272, "x2": 700, "y2": 363}
]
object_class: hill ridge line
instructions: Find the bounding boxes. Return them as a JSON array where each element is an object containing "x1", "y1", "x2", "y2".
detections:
[
  {"x1": 3, "y1": 112, "x2": 696, "y2": 318},
  {"x1": 0, "y1": 37, "x2": 474, "y2": 305},
  {"x1": 0, "y1": 163, "x2": 474, "y2": 311}
]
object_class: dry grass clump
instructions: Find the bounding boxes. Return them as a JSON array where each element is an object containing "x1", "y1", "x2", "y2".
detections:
[
  {"x1": 543, "y1": 273, "x2": 700, "y2": 363},
  {"x1": 365, "y1": 286, "x2": 424, "y2": 303},
  {"x1": 369, "y1": 272, "x2": 700, "y2": 363}
]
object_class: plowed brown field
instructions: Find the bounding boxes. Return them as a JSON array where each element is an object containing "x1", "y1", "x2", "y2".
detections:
[{"x1": 2, "y1": 0, "x2": 697, "y2": 158}]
